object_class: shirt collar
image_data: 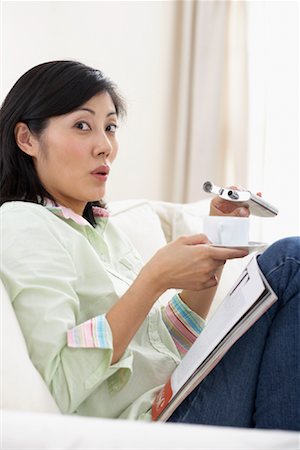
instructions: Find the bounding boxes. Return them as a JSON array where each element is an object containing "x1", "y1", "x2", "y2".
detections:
[{"x1": 44, "y1": 200, "x2": 109, "y2": 226}]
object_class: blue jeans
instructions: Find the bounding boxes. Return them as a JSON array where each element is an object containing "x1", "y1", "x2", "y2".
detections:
[{"x1": 168, "y1": 237, "x2": 300, "y2": 431}]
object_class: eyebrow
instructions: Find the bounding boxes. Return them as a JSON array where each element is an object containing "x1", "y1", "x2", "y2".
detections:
[{"x1": 75, "y1": 107, "x2": 117, "y2": 117}]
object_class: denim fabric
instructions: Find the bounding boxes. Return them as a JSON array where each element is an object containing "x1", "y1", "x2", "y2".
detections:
[{"x1": 168, "y1": 237, "x2": 300, "y2": 431}]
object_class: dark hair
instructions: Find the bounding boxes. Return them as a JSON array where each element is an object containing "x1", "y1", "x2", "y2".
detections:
[{"x1": 0, "y1": 60, "x2": 126, "y2": 226}]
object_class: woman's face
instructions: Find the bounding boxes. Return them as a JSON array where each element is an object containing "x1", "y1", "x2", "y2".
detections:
[{"x1": 30, "y1": 92, "x2": 119, "y2": 215}]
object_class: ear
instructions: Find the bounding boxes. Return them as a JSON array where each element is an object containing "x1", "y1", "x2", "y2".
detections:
[{"x1": 14, "y1": 122, "x2": 39, "y2": 157}]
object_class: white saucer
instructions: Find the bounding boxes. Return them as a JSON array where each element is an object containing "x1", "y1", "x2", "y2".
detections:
[{"x1": 212, "y1": 241, "x2": 268, "y2": 252}]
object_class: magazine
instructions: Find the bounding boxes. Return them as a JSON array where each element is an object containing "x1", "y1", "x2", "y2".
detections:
[{"x1": 152, "y1": 255, "x2": 277, "y2": 421}]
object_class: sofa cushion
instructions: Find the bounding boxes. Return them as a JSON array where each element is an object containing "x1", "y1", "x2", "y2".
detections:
[
  {"x1": 1, "y1": 279, "x2": 60, "y2": 413},
  {"x1": 151, "y1": 199, "x2": 211, "y2": 242},
  {"x1": 109, "y1": 199, "x2": 168, "y2": 263},
  {"x1": 2, "y1": 409, "x2": 299, "y2": 449}
]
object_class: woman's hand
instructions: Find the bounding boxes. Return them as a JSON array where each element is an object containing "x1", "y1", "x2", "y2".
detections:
[
  {"x1": 142, "y1": 234, "x2": 248, "y2": 294},
  {"x1": 210, "y1": 185, "x2": 248, "y2": 217},
  {"x1": 209, "y1": 186, "x2": 262, "y2": 218},
  {"x1": 107, "y1": 234, "x2": 248, "y2": 363}
]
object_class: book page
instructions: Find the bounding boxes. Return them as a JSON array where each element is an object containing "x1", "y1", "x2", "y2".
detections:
[{"x1": 168, "y1": 256, "x2": 266, "y2": 395}]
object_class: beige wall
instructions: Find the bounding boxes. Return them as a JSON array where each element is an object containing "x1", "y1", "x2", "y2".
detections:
[{"x1": 1, "y1": 1, "x2": 179, "y2": 202}]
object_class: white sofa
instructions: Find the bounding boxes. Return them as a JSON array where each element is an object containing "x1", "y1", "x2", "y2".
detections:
[{"x1": 1, "y1": 199, "x2": 299, "y2": 449}]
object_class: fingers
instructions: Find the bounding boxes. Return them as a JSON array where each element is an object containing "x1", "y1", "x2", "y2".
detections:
[
  {"x1": 181, "y1": 234, "x2": 211, "y2": 245},
  {"x1": 231, "y1": 205, "x2": 250, "y2": 217},
  {"x1": 176, "y1": 235, "x2": 249, "y2": 260},
  {"x1": 215, "y1": 201, "x2": 249, "y2": 217},
  {"x1": 209, "y1": 246, "x2": 249, "y2": 261},
  {"x1": 202, "y1": 276, "x2": 218, "y2": 289},
  {"x1": 210, "y1": 198, "x2": 250, "y2": 217},
  {"x1": 228, "y1": 184, "x2": 246, "y2": 191},
  {"x1": 210, "y1": 184, "x2": 255, "y2": 218}
]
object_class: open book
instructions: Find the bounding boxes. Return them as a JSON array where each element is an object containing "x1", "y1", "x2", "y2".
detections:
[{"x1": 152, "y1": 255, "x2": 277, "y2": 421}]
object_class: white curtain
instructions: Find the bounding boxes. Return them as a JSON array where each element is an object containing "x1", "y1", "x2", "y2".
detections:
[
  {"x1": 171, "y1": 0, "x2": 248, "y2": 203},
  {"x1": 171, "y1": 0, "x2": 299, "y2": 242},
  {"x1": 246, "y1": 1, "x2": 299, "y2": 242}
]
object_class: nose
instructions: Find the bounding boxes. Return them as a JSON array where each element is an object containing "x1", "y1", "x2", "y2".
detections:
[{"x1": 93, "y1": 132, "x2": 113, "y2": 158}]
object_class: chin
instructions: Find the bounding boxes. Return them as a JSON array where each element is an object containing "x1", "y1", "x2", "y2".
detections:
[{"x1": 90, "y1": 189, "x2": 106, "y2": 202}]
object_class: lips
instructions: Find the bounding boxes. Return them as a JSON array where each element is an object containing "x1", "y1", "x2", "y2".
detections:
[{"x1": 91, "y1": 165, "x2": 110, "y2": 176}]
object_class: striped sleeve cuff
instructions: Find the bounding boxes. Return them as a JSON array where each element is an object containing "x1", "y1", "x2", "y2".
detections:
[
  {"x1": 162, "y1": 293, "x2": 206, "y2": 357},
  {"x1": 67, "y1": 315, "x2": 112, "y2": 349}
]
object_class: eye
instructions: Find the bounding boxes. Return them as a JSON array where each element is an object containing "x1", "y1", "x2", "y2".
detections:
[
  {"x1": 75, "y1": 121, "x2": 91, "y2": 131},
  {"x1": 106, "y1": 123, "x2": 118, "y2": 134}
]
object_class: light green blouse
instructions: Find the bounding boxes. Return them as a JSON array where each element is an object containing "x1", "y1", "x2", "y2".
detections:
[{"x1": 1, "y1": 201, "x2": 187, "y2": 420}]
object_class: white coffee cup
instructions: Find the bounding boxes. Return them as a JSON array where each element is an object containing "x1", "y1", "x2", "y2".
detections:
[{"x1": 203, "y1": 216, "x2": 249, "y2": 246}]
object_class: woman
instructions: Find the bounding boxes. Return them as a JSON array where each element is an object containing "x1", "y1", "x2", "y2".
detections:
[{"x1": 0, "y1": 60, "x2": 299, "y2": 430}]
